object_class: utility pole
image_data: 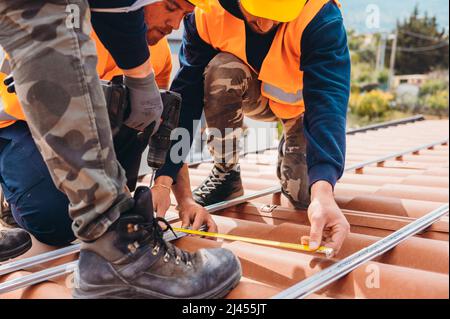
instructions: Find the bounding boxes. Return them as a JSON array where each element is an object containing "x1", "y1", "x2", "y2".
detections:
[
  {"x1": 388, "y1": 30, "x2": 398, "y2": 89},
  {"x1": 376, "y1": 33, "x2": 387, "y2": 71},
  {"x1": 375, "y1": 35, "x2": 382, "y2": 71}
]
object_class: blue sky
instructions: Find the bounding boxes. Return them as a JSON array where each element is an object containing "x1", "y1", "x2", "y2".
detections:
[{"x1": 342, "y1": 0, "x2": 449, "y2": 33}]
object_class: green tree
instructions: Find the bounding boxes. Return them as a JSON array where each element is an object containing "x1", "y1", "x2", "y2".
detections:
[
  {"x1": 419, "y1": 79, "x2": 448, "y2": 97},
  {"x1": 349, "y1": 90, "x2": 393, "y2": 120},
  {"x1": 422, "y1": 90, "x2": 449, "y2": 118},
  {"x1": 387, "y1": 6, "x2": 449, "y2": 75}
]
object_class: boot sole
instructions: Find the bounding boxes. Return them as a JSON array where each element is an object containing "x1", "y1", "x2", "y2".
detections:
[
  {"x1": 0, "y1": 238, "x2": 32, "y2": 262},
  {"x1": 73, "y1": 269, "x2": 242, "y2": 299},
  {"x1": 194, "y1": 188, "x2": 245, "y2": 207}
]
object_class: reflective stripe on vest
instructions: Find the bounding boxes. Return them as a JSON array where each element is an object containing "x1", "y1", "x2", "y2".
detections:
[
  {"x1": 262, "y1": 83, "x2": 303, "y2": 105},
  {"x1": 0, "y1": 105, "x2": 17, "y2": 121}
]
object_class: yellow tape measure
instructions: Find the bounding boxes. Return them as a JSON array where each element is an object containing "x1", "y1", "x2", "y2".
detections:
[{"x1": 173, "y1": 227, "x2": 334, "y2": 258}]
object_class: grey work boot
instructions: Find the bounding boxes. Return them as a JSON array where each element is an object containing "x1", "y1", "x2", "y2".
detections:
[
  {"x1": 193, "y1": 165, "x2": 244, "y2": 207},
  {"x1": 0, "y1": 186, "x2": 19, "y2": 228},
  {"x1": 73, "y1": 186, "x2": 242, "y2": 299},
  {"x1": 0, "y1": 228, "x2": 32, "y2": 262}
]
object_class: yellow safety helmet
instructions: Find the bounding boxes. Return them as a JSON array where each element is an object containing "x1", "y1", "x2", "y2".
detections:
[
  {"x1": 240, "y1": 0, "x2": 307, "y2": 22},
  {"x1": 187, "y1": 0, "x2": 211, "y2": 12}
]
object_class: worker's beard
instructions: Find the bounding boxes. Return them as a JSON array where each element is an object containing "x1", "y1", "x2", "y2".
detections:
[
  {"x1": 146, "y1": 28, "x2": 168, "y2": 46},
  {"x1": 244, "y1": 19, "x2": 279, "y2": 35}
]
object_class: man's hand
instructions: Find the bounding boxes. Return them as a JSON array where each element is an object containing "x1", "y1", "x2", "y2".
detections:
[
  {"x1": 178, "y1": 198, "x2": 218, "y2": 233},
  {"x1": 124, "y1": 72, "x2": 163, "y2": 133},
  {"x1": 301, "y1": 181, "x2": 350, "y2": 256},
  {"x1": 121, "y1": 58, "x2": 163, "y2": 133}
]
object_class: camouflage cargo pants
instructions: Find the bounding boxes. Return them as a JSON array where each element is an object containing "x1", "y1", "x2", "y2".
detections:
[
  {"x1": 0, "y1": 0, "x2": 133, "y2": 241},
  {"x1": 203, "y1": 52, "x2": 310, "y2": 208}
]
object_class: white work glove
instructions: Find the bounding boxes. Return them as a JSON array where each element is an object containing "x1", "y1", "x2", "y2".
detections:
[{"x1": 124, "y1": 73, "x2": 163, "y2": 133}]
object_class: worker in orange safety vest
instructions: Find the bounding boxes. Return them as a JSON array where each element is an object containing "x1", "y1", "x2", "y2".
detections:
[{"x1": 0, "y1": 0, "x2": 241, "y2": 299}]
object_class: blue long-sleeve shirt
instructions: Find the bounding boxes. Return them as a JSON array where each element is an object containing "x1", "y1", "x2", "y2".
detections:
[
  {"x1": 89, "y1": 0, "x2": 150, "y2": 69},
  {"x1": 156, "y1": 0, "x2": 351, "y2": 189}
]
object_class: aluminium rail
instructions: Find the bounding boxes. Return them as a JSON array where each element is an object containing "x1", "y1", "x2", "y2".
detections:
[
  {"x1": 0, "y1": 136, "x2": 448, "y2": 294},
  {"x1": 273, "y1": 203, "x2": 450, "y2": 299},
  {"x1": 346, "y1": 138, "x2": 449, "y2": 172},
  {"x1": 257, "y1": 115, "x2": 427, "y2": 154},
  {"x1": 346, "y1": 115, "x2": 425, "y2": 135},
  {"x1": 187, "y1": 115, "x2": 427, "y2": 167},
  {"x1": 0, "y1": 244, "x2": 80, "y2": 277}
]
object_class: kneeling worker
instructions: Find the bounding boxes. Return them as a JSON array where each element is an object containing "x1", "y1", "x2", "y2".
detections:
[
  {"x1": 156, "y1": 0, "x2": 351, "y2": 255},
  {"x1": 0, "y1": 0, "x2": 240, "y2": 299},
  {"x1": 0, "y1": 34, "x2": 172, "y2": 247}
]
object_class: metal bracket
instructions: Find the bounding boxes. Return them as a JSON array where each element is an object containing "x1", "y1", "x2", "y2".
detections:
[{"x1": 260, "y1": 205, "x2": 278, "y2": 214}]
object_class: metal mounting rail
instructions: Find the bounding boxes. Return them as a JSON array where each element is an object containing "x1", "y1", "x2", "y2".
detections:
[
  {"x1": 346, "y1": 115, "x2": 425, "y2": 135},
  {"x1": 0, "y1": 261, "x2": 78, "y2": 295},
  {"x1": 272, "y1": 203, "x2": 449, "y2": 299},
  {"x1": 346, "y1": 138, "x2": 449, "y2": 172},
  {"x1": 0, "y1": 136, "x2": 448, "y2": 293},
  {"x1": 0, "y1": 226, "x2": 205, "y2": 295},
  {"x1": 206, "y1": 186, "x2": 281, "y2": 213},
  {"x1": 0, "y1": 244, "x2": 81, "y2": 277},
  {"x1": 188, "y1": 115, "x2": 427, "y2": 167}
]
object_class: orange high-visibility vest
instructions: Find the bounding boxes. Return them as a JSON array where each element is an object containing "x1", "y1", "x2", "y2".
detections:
[
  {"x1": 0, "y1": 33, "x2": 172, "y2": 129},
  {"x1": 195, "y1": 0, "x2": 339, "y2": 119}
]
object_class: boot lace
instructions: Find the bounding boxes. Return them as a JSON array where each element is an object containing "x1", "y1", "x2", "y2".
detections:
[
  {"x1": 194, "y1": 169, "x2": 229, "y2": 197},
  {"x1": 139, "y1": 217, "x2": 193, "y2": 267}
]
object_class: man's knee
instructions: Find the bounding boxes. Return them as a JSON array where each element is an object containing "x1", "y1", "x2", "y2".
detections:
[
  {"x1": 281, "y1": 177, "x2": 310, "y2": 209},
  {"x1": 204, "y1": 53, "x2": 252, "y2": 92},
  {"x1": 278, "y1": 134, "x2": 310, "y2": 208},
  {"x1": 1, "y1": 131, "x2": 75, "y2": 247},
  {"x1": 12, "y1": 184, "x2": 74, "y2": 246}
]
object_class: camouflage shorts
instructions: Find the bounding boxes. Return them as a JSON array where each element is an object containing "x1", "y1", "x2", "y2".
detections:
[
  {"x1": 203, "y1": 52, "x2": 310, "y2": 208},
  {"x1": 0, "y1": 0, "x2": 133, "y2": 241}
]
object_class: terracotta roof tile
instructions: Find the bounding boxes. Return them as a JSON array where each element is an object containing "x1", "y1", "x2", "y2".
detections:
[{"x1": 0, "y1": 118, "x2": 448, "y2": 299}]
